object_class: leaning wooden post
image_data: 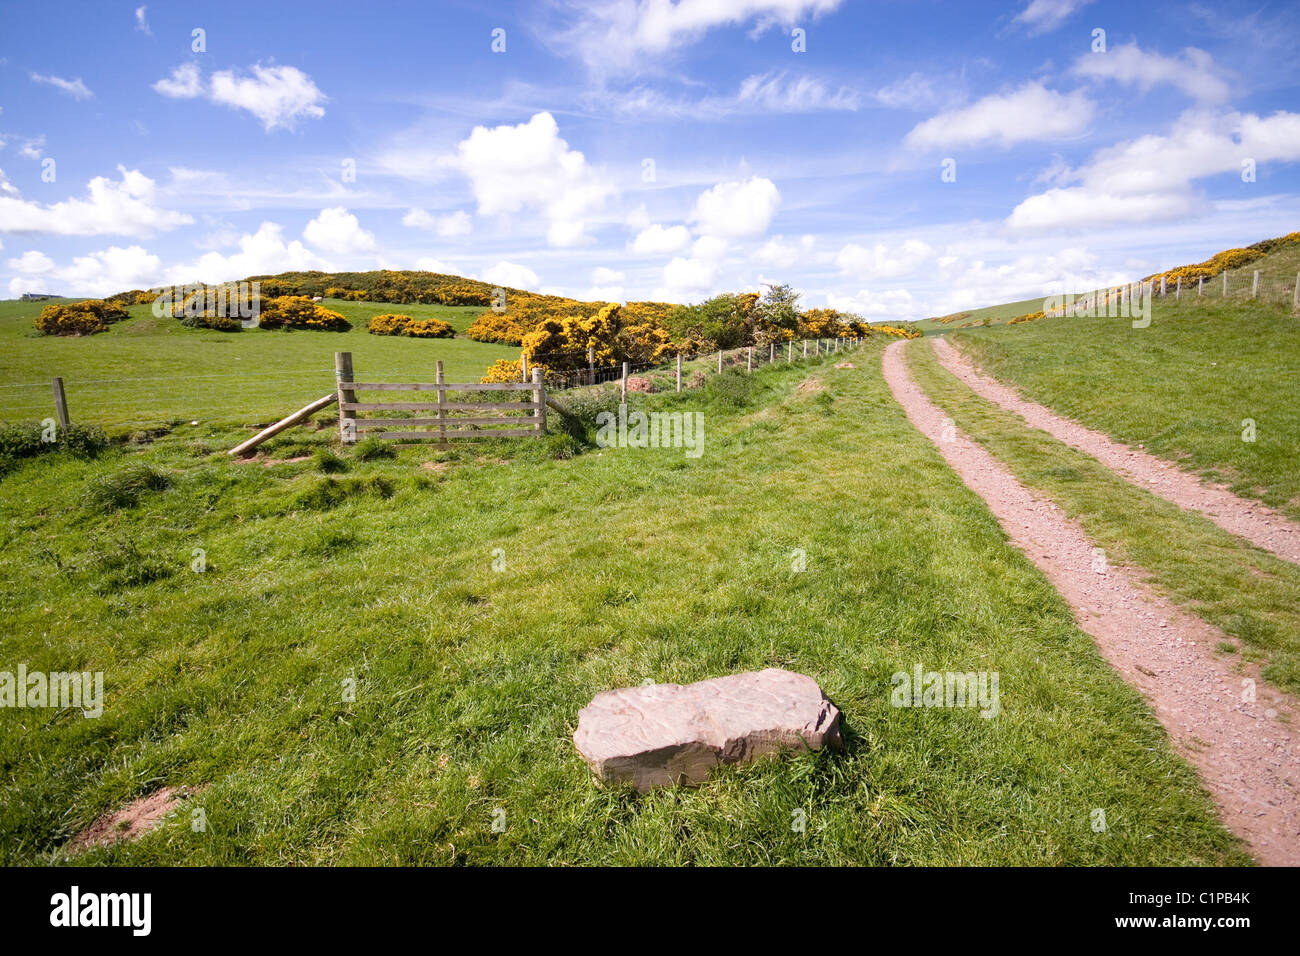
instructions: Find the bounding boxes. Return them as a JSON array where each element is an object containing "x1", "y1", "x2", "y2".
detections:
[
  {"x1": 335, "y1": 351, "x2": 356, "y2": 444},
  {"x1": 621, "y1": 361, "x2": 629, "y2": 402},
  {"x1": 676, "y1": 353, "x2": 682, "y2": 392},
  {"x1": 436, "y1": 360, "x2": 447, "y2": 446},
  {"x1": 747, "y1": 346, "x2": 753, "y2": 372},
  {"x1": 1252, "y1": 270, "x2": 1260, "y2": 299},
  {"x1": 532, "y1": 368, "x2": 545, "y2": 436},
  {"x1": 51, "y1": 377, "x2": 70, "y2": 431}
]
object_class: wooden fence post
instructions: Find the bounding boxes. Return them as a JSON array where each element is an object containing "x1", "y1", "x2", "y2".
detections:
[
  {"x1": 718, "y1": 350, "x2": 723, "y2": 374},
  {"x1": 803, "y1": 339, "x2": 808, "y2": 358},
  {"x1": 51, "y1": 377, "x2": 70, "y2": 431},
  {"x1": 588, "y1": 346, "x2": 595, "y2": 386},
  {"x1": 1294, "y1": 272, "x2": 1300, "y2": 312},
  {"x1": 436, "y1": 360, "x2": 447, "y2": 446},
  {"x1": 769, "y1": 342, "x2": 775, "y2": 363},
  {"x1": 521, "y1": 352, "x2": 529, "y2": 382},
  {"x1": 1160, "y1": 276, "x2": 1167, "y2": 296},
  {"x1": 747, "y1": 346, "x2": 752, "y2": 372},
  {"x1": 533, "y1": 368, "x2": 545, "y2": 435},
  {"x1": 1198, "y1": 276, "x2": 1204, "y2": 297},
  {"x1": 1175, "y1": 276, "x2": 1181, "y2": 300},
  {"x1": 335, "y1": 351, "x2": 356, "y2": 444},
  {"x1": 676, "y1": 353, "x2": 682, "y2": 392},
  {"x1": 1223, "y1": 272, "x2": 1228, "y2": 296},
  {"x1": 1252, "y1": 270, "x2": 1260, "y2": 299},
  {"x1": 621, "y1": 362, "x2": 629, "y2": 402},
  {"x1": 788, "y1": 341, "x2": 793, "y2": 361}
]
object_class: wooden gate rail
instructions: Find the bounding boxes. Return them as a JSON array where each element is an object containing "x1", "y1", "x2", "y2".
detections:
[{"x1": 335, "y1": 352, "x2": 545, "y2": 444}]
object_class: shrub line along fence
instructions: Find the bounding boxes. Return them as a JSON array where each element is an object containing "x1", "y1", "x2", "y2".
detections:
[
  {"x1": 13, "y1": 336, "x2": 868, "y2": 451},
  {"x1": 1045, "y1": 269, "x2": 1300, "y2": 318}
]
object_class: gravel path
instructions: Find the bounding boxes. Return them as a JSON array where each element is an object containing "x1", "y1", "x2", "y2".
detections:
[
  {"x1": 932, "y1": 335, "x2": 1300, "y2": 566},
  {"x1": 883, "y1": 340, "x2": 1299, "y2": 866}
]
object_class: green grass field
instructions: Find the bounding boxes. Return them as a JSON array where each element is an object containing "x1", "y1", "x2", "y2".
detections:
[
  {"x1": 0, "y1": 341, "x2": 1246, "y2": 865},
  {"x1": 945, "y1": 298, "x2": 1300, "y2": 521},
  {"x1": 0, "y1": 298, "x2": 515, "y2": 430}
]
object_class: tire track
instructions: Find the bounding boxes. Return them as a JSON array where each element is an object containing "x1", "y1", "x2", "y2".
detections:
[
  {"x1": 883, "y1": 339, "x2": 1299, "y2": 866},
  {"x1": 932, "y1": 335, "x2": 1300, "y2": 566}
]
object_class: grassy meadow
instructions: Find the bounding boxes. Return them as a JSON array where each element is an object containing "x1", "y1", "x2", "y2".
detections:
[
  {"x1": 946, "y1": 298, "x2": 1300, "y2": 521},
  {"x1": 0, "y1": 340, "x2": 1247, "y2": 865},
  {"x1": 0, "y1": 298, "x2": 515, "y2": 430}
]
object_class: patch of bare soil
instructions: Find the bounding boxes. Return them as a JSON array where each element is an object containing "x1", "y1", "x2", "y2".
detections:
[
  {"x1": 834, "y1": 362, "x2": 856, "y2": 369},
  {"x1": 66, "y1": 786, "x2": 196, "y2": 854},
  {"x1": 884, "y1": 340, "x2": 1300, "y2": 866},
  {"x1": 932, "y1": 336, "x2": 1300, "y2": 566},
  {"x1": 796, "y1": 378, "x2": 824, "y2": 395}
]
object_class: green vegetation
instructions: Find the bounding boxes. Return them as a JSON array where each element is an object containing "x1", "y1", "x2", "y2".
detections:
[
  {"x1": 946, "y1": 298, "x2": 1300, "y2": 520},
  {"x1": 0, "y1": 297, "x2": 512, "y2": 428},
  {"x1": 907, "y1": 337, "x2": 1300, "y2": 694},
  {"x1": 0, "y1": 344, "x2": 1245, "y2": 865}
]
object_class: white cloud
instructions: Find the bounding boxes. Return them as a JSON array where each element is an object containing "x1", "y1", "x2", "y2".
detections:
[
  {"x1": 826, "y1": 288, "x2": 916, "y2": 318},
  {"x1": 555, "y1": 0, "x2": 844, "y2": 73},
  {"x1": 415, "y1": 257, "x2": 460, "y2": 274},
  {"x1": 592, "y1": 266, "x2": 625, "y2": 285},
  {"x1": 135, "y1": 5, "x2": 152, "y2": 36},
  {"x1": 1072, "y1": 43, "x2": 1232, "y2": 103},
  {"x1": 153, "y1": 63, "x2": 202, "y2": 99},
  {"x1": 209, "y1": 65, "x2": 327, "y2": 130},
  {"x1": 303, "y1": 207, "x2": 378, "y2": 255},
  {"x1": 402, "y1": 207, "x2": 472, "y2": 237},
  {"x1": 691, "y1": 235, "x2": 728, "y2": 261},
  {"x1": 17, "y1": 135, "x2": 45, "y2": 160},
  {"x1": 9, "y1": 245, "x2": 162, "y2": 298},
  {"x1": 480, "y1": 260, "x2": 540, "y2": 289},
  {"x1": 690, "y1": 176, "x2": 780, "y2": 239},
  {"x1": 835, "y1": 239, "x2": 934, "y2": 279},
  {"x1": 456, "y1": 112, "x2": 611, "y2": 248},
  {"x1": 631, "y1": 223, "x2": 692, "y2": 254},
  {"x1": 154, "y1": 63, "x2": 327, "y2": 130},
  {"x1": 905, "y1": 83, "x2": 1095, "y2": 150},
  {"x1": 29, "y1": 73, "x2": 93, "y2": 100},
  {"x1": 166, "y1": 221, "x2": 329, "y2": 285},
  {"x1": 662, "y1": 255, "x2": 720, "y2": 297},
  {"x1": 754, "y1": 234, "x2": 814, "y2": 268},
  {"x1": 1008, "y1": 109, "x2": 1300, "y2": 230},
  {"x1": 0, "y1": 166, "x2": 192, "y2": 237},
  {"x1": 6, "y1": 250, "x2": 55, "y2": 273},
  {"x1": 1011, "y1": 0, "x2": 1093, "y2": 36}
]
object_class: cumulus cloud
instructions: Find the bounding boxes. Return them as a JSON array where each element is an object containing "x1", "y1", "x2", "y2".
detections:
[
  {"x1": 153, "y1": 63, "x2": 327, "y2": 130},
  {"x1": 906, "y1": 83, "x2": 1095, "y2": 150},
  {"x1": 826, "y1": 288, "x2": 917, "y2": 318},
  {"x1": 135, "y1": 5, "x2": 152, "y2": 35},
  {"x1": 480, "y1": 260, "x2": 540, "y2": 289},
  {"x1": 303, "y1": 207, "x2": 378, "y2": 255},
  {"x1": 1008, "y1": 109, "x2": 1300, "y2": 230},
  {"x1": 690, "y1": 176, "x2": 780, "y2": 239},
  {"x1": 402, "y1": 207, "x2": 472, "y2": 237},
  {"x1": 631, "y1": 223, "x2": 692, "y2": 255},
  {"x1": 835, "y1": 239, "x2": 934, "y2": 279},
  {"x1": 456, "y1": 112, "x2": 611, "y2": 248},
  {"x1": 754, "y1": 234, "x2": 814, "y2": 268},
  {"x1": 29, "y1": 73, "x2": 93, "y2": 100},
  {"x1": 8, "y1": 245, "x2": 162, "y2": 298},
  {"x1": 662, "y1": 255, "x2": 721, "y2": 298},
  {"x1": 6, "y1": 250, "x2": 55, "y2": 273},
  {"x1": 165, "y1": 221, "x2": 329, "y2": 285},
  {"x1": 0, "y1": 166, "x2": 192, "y2": 237},
  {"x1": 1011, "y1": 0, "x2": 1093, "y2": 36},
  {"x1": 1072, "y1": 43, "x2": 1232, "y2": 103}
]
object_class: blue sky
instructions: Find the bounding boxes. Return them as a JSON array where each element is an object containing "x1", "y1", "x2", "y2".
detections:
[{"x1": 2, "y1": 0, "x2": 1299, "y2": 319}]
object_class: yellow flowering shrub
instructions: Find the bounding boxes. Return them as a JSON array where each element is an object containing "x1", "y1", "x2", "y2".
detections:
[
  {"x1": 404, "y1": 318, "x2": 455, "y2": 338},
  {"x1": 34, "y1": 300, "x2": 129, "y2": 336},
  {"x1": 368, "y1": 313, "x2": 413, "y2": 335},
  {"x1": 258, "y1": 296, "x2": 351, "y2": 331}
]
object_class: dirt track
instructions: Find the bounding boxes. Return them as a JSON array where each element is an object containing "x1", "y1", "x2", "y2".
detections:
[
  {"x1": 883, "y1": 339, "x2": 1299, "y2": 866},
  {"x1": 932, "y1": 335, "x2": 1300, "y2": 566}
]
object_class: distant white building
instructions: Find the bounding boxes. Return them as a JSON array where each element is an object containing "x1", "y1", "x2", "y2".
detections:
[{"x1": 20, "y1": 293, "x2": 58, "y2": 301}]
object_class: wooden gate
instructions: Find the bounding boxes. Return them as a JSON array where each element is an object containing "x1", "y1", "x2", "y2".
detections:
[{"x1": 334, "y1": 352, "x2": 545, "y2": 444}]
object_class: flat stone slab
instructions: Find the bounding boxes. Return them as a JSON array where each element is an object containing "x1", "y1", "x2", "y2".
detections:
[{"x1": 573, "y1": 668, "x2": 841, "y2": 791}]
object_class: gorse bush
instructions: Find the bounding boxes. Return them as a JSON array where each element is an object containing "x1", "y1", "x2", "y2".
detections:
[
  {"x1": 33, "y1": 300, "x2": 130, "y2": 336},
  {"x1": 257, "y1": 297, "x2": 351, "y2": 331},
  {"x1": 367, "y1": 313, "x2": 413, "y2": 335},
  {"x1": 404, "y1": 318, "x2": 455, "y2": 338},
  {"x1": 81, "y1": 461, "x2": 172, "y2": 512}
]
